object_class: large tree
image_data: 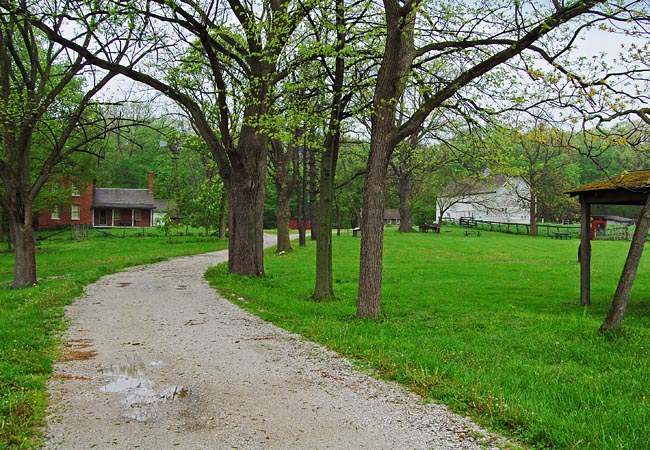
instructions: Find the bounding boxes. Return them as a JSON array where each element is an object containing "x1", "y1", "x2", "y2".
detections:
[
  {"x1": 357, "y1": 0, "x2": 650, "y2": 319},
  {"x1": 311, "y1": 0, "x2": 353, "y2": 300},
  {"x1": 0, "y1": 3, "x2": 140, "y2": 287},
  {"x1": 20, "y1": 0, "x2": 314, "y2": 277}
]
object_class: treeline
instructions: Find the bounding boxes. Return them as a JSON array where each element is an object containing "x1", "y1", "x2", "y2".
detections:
[
  {"x1": 88, "y1": 116, "x2": 650, "y2": 236},
  {"x1": 3, "y1": 0, "x2": 650, "y2": 328}
]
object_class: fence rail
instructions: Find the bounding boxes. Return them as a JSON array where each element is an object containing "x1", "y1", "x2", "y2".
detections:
[{"x1": 455, "y1": 219, "x2": 634, "y2": 240}]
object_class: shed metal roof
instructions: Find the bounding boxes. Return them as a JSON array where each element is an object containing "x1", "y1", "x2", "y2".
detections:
[{"x1": 441, "y1": 174, "x2": 510, "y2": 197}]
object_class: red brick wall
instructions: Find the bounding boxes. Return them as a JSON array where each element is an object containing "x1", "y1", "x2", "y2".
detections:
[
  {"x1": 37, "y1": 181, "x2": 93, "y2": 229},
  {"x1": 37, "y1": 178, "x2": 155, "y2": 230},
  {"x1": 76, "y1": 185, "x2": 93, "y2": 225}
]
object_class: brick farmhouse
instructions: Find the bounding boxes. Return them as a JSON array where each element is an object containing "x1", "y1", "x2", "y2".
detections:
[{"x1": 37, "y1": 173, "x2": 159, "y2": 230}]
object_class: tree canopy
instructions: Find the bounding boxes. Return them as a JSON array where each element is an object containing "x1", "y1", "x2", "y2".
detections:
[{"x1": 3, "y1": 0, "x2": 650, "y2": 327}]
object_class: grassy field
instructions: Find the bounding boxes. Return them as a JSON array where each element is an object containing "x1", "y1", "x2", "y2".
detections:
[
  {"x1": 207, "y1": 226, "x2": 650, "y2": 450},
  {"x1": 0, "y1": 229, "x2": 227, "y2": 449}
]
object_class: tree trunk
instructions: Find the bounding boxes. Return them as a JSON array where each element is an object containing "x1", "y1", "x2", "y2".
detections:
[
  {"x1": 298, "y1": 144, "x2": 307, "y2": 247},
  {"x1": 579, "y1": 201, "x2": 591, "y2": 306},
  {"x1": 8, "y1": 205, "x2": 37, "y2": 288},
  {"x1": 357, "y1": 134, "x2": 391, "y2": 318},
  {"x1": 529, "y1": 192, "x2": 538, "y2": 236},
  {"x1": 600, "y1": 193, "x2": 650, "y2": 332},
  {"x1": 313, "y1": 0, "x2": 345, "y2": 300},
  {"x1": 397, "y1": 176, "x2": 413, "y2": 232},
  {"x1": 219, "y1": 189, "x2": 227, "y2": 241},
  {"x1": 336, "y1": 202, "x2": 341, "y2": 237},
  {"x1": 356, "y1": 0, "x2": 416, "y2": 319},
  {"x1": 276, "y1": 187, "x2": 292, "y2": 253},
  {"x1": 309, "y1": 149, "x2": 318, "y2": 240},
  {"x1": 313, "y1": 136, "x2": 338, "y2": 300},
  {"x1": 227, "y1": 127, "x2": 267, "y2": 276},
  {"x1": 272, "y1": 138, "x2": 296, "y2": 254}
]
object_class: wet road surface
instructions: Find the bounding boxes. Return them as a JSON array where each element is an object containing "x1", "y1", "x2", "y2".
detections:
[{"x1": 44, "y1": 236, "x2": 509, "y2": 450}]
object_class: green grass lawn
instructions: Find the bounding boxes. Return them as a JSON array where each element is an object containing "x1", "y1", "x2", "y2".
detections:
[
  {"x1": 207, "y1": 226, "x2": 650, "y2": 450},
  {"x1": 0, "y1": 230, "x2": 228, "y2": 449}
]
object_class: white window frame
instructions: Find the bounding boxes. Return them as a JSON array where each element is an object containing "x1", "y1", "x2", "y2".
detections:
[
  {"x1": 71, "y1": 184, "x2": 80, "y2": 196},
  {"x1": 71, "y1": 204, "x2": 80, "y2": 221},
  {"x1": 51, "y1": 206, "x2": 60, "y2": 220}
]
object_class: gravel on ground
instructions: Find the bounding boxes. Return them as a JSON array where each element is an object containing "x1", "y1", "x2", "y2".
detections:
[{"x1": 43, "y1": 236, "x2": 515, "y2": 450}]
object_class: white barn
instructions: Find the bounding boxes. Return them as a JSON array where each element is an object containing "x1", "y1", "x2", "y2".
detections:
[{"x1": 438, "y1": 174, "x2": 530, "y2": 224}]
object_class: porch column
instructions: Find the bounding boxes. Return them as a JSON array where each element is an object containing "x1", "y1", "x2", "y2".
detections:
[
  {"x1": 579, "y1": 200, "x2": 591, "y2": 306},
  {"x1": 132, "y1": 209, "x2": 135, "y2": 227}
]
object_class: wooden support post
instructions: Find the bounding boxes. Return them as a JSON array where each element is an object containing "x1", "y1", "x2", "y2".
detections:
[{"x1": 580, "y1": 200, "x2": 591, "y2": 306}]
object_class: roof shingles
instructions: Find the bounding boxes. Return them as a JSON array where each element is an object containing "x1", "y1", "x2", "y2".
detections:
[{"x1": 93, "y1": 188, "x2": 156, "y2": 209}]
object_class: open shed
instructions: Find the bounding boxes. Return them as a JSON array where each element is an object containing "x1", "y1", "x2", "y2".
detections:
[{"x1": 568, "y1": 170, "x2": 650, "y2": 306}]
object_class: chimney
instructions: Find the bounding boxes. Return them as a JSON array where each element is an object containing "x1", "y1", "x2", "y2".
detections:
[{"x1": 148, "y1": 172, "x2": 154, "y2": 194}]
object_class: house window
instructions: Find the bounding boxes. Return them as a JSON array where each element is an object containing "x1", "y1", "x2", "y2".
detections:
[
  {"x1": 51, "y1": 206, "x2": 60, "y2": 220},
  {"x1": 135, "y1": 209, "x2": 142, "y2": 221},
  {"x1": 71, "y1": 184, "x2": 80, "y2": 196},
  {"x1": 71, "y1": 204, "x2": 80, "y2": 220},
  {"x1": 114, "y1": 209, "x2": 121, "y2": 221}
]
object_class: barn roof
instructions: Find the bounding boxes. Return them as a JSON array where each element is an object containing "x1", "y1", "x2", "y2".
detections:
[
  {"x1": 568, "y1": 170, "x2": 650, "y2": 205},
  {"x1": 441, "y1": 174, "x2": 512, "y2": 197},
  {"x1": 93, "y1": 188, "x2": 156, "y2": 209}
]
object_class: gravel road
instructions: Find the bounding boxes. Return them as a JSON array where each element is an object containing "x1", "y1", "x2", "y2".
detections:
[{"x1": 44, "y1": 236, "x2": 513, "y2": 450}]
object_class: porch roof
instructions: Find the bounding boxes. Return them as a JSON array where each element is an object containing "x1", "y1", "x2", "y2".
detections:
[{"x1": 567, "y1": 169, "x2": 650, "y2": 205}]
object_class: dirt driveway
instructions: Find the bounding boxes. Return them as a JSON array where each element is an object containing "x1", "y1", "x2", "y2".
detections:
[{"x1": 44, "y1": 236, "x2": 511, "y2": 450}]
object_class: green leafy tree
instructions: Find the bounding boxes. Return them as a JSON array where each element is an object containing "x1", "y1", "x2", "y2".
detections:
[
  {"x1": 334, "y1": 141, "x2": 367, "y2": 230},
  {"x1": 493, "y1": 122, "x2": 580, "y2": 234},
  {"x1": 356, "y1": 0, "x2": 650, "y2": 319},
  {"x1": 0, "y1": 4, "x2": 141, "y2": 287},
  {"x1": 27, "y1": 0, "x2": 315, "y2": 277},
  {"x1": 186, "y1": 176, "x2": 224, "y2": 238}
]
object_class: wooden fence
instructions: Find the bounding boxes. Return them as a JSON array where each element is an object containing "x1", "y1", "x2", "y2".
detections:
[{"x1": 457, "y1": 219, "x2": 634, "y2": 240}]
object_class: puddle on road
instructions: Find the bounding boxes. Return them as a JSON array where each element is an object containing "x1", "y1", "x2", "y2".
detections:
[
  {"x1": 101, "y1": 358, "x2": 153, "y2": 393},
  {"x1": 101, "y1": 355, "x2": 189, "y2": 422}
]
